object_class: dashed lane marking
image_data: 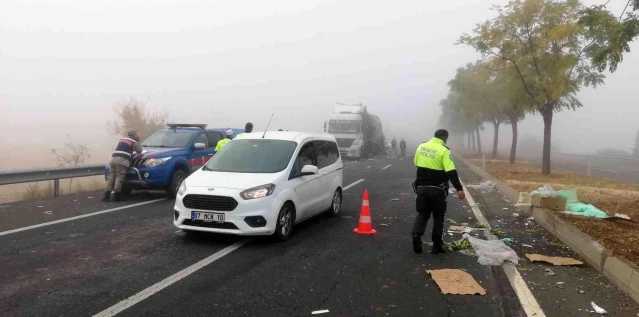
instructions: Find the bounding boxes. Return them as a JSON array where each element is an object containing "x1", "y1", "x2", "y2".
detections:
[
  {"x1": 0, "y1": 199, "x2": 168, "y2": 237},
  {"x1": 344, "y1": 179, "x2": 365, "y2": 191},
  {"x1": 93, "y1": 239, "x2": 251, "y2": 317},
  {"x1": 382, "y1": 164, "x2": 392, "y2": 170},
  {"x1": 461, "y1": 180, "x2": 546, "y2": 317},
  {"x1": 93, "y1": 179, "x2": 365, "y2": 316}
]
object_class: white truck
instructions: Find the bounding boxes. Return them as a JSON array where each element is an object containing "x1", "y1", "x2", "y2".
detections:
[{"x1": 324, "y1": 104, "x2": 385, "y2": 159}]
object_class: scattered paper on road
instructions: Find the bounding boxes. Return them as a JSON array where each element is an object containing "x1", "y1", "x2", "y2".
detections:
[
  {"x1": 391, "y1": 198, "x2": 400, "y2": 201},
  {"x1": 449, "y1": 225, "x2": 466, "y2": 232},
  {"x1": 312, "y1": 309, "x2": 330, "y2": 315},
  {"x1": 525, "y1": 254, "x2": 583, "y2": 266},
  {"x1": 44, "y1": 211, "x2": 52, "y2": 215},
  {"x1": 591, "y1": 302, "x2": 607, "y2": 314},
  {"x1": 464, "y1": 233, "x2": 519, "y2": 265},
  {"x1": 427, "y1": 269, "x2": 486, "y2": 295}
]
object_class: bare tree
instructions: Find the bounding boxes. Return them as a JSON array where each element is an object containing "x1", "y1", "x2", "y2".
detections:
[
  {"x1": 107, "y1": 98, "x2": 168, "y2": 139},
  {"x1": 51, "y1": 136, "x2": 91, "y2": 190}
]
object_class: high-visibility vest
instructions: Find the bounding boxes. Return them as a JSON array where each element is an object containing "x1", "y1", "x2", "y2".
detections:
[
  {"x1": 215, "y1": 138, "x2": 232, "y2": 152},
  {"x1": 413, "y1": 137, "x2": 456, "y2": 187}
]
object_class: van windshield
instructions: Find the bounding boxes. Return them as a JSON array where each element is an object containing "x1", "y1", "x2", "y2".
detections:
[
  {"x1": 204, "y1": 139, "x2": 297, "y2": 173},
  {"x1": 328, "y1": 121, "x2": 361, "y2": 134}
]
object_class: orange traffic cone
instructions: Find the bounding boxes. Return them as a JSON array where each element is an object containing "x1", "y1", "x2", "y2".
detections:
[{"x1": 353, "y1": 189, "x2": 376, "y2": 235}]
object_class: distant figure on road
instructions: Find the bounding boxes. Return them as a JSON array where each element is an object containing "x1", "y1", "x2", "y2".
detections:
[
  {"x1": 400, "y1": 139, "x2": 407, "y2": 157},
  {"x1": 412, "y1": 129, "x2": 465, "y2": 255},
  {"x1": 238, "y1": 122, "x2": 253, "y2": 137},
  {"x1": 215, "y1": 129, "x2": 234, "y2": 152},
  {"x1": 103, "y1": 130, "x2": 143, "y2": 202},
  {"x1": 391, "y1": 138, "x2": 397, "y2": 155}
]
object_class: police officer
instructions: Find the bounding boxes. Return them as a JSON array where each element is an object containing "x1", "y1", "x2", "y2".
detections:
[
  {"x1": 400, "y1": 139, "x2": 407, "y2": 157},
  {"x1": 237, "y1": 122, "x2": 253, "y2": 137},
  {"x1": 103, "y1": 130, "x2": 143, "y2": 202},
  {"x1": 215, "y1": 129, "x2": 234, "y2": 152},
  {"x1": 412, "y1": 129, "x2": 465, "y2": 254}
]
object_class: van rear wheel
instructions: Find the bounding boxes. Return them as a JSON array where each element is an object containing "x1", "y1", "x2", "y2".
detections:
[{"x1": 328, "y1": 189, "x2": 342, "y2": 217}]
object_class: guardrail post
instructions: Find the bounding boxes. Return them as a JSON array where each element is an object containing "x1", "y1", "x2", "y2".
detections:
[
  {"x1": 587, "y1": 158, "x2": 592, "y2": 176},
  {"x1": 482, "y1": 154, "x2": 486, "y2": 170},
  {"x1": 53, "y1": 179, "x2": 60, "y2": 197}
]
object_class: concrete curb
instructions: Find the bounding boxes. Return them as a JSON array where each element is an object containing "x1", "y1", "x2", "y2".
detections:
[{"x1": 454, "y1": 152, "x2": 639, "y2": 304}]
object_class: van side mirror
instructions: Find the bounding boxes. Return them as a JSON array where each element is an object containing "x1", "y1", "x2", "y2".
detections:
[
  {"x1": 194, "y1": 143, "x2": 206, "y2": 150},
  {"x1": 300, "y1": 165, "x2": 319, "y2": 176}
]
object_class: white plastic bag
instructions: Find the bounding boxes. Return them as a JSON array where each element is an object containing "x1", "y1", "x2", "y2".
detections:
[
  {"x1": 463, "y1": 233, "x2": 520, "y2": 265},
  {"x1": 466, "y1": 181, "x2": 496, "y2": 191},
  {"x1": 530, "y1": 184, "x2": 556, "y2": 198}
]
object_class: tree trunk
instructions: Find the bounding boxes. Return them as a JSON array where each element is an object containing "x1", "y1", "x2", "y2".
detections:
[
  {"x1": 541, "y1": 105, "x2": 553, "y2": 175},
  {"x1": 467, "y1": 132, "x2": 471, "y2": 150},
  {"x1": 476, "y1": 128, "x2": 482, "y2": 154},
  {"x1": 492, "y1": 121, "x2": 500, "y2": 159},
  {"x1": 508, "y1": 114, "x2": 518, "y2": 164},
  {"x1": 471, "y1": 130, "x2": 476, "y2": 151}
]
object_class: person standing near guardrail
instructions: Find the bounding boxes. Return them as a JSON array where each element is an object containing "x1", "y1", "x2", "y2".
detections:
[{"x1": 102, "y1": 130, "x2": 143, "y2": 202}]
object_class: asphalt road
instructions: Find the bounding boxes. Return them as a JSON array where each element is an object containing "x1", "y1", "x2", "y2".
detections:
[{"x1": 1, "y1": 156, "x2": 638, "y2": 316}]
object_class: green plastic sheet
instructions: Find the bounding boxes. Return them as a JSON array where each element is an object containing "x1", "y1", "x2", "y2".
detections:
[{"x1": 556, "y1": 190, "x2": 608, "y2": 218}]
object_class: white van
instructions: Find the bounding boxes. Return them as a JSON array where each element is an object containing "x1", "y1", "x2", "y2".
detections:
[{"x1": 173, "y1": 131, "x2": 344, "y2": 241}]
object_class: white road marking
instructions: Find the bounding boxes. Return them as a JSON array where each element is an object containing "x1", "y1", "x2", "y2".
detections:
[
  {"x1": 382, "y1": 164, "x2": 392, "y2": 170},
  {"x1": 461, "y1": 180, "x2": 546, "y2": 317},
  {"x1": 93, "y1": 239, "x2": 250, "y2": 317},
  {"x1": 0, "y1": 199, "x2": 167, "y2": 237},
  {"x1": 344, "y1": 179, "x2": 365, "y2": 191}
]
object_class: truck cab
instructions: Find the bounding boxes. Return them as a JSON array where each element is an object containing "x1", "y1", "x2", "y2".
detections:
[
  {"x1": 325, "y1": 105, "x2": 384, "y2": 159},
  {"x1": 105, "y1": 124, "x2": 244, "y2": 198}
]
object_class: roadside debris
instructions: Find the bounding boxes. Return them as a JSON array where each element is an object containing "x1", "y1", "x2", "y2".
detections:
[
  {"x1": 380, "y1": 223, "x2": 389, "y2": 227},
  {"x1": 447, "y1": 219, "x2": 458, "y2": 224},
  {"x1": 312, "y1": 310, "x2": 330, "y2": 315},
  {"x1": 521, "y1": 244, "x2": 533, "y2": 248},
  {"x1": 525, "y1": 254, "x2": 583, "y2": 266},
  {"x1": 448, "y1": 238, "x2": 473, "y2": 252},
  {"x1": 501, "y1": 238, "x2": 513, "y2": 244},
  {"x1": 527, "y1": 217, "x2": 534, "y2": 221},
  {"x1": 465, "y1": 181, "x2": 495, "y2": 191},
  {"x1": 590, "y1": 302, "x2": 607, "y2": 315},
  {"x1": 37, "y1": 206, "x2": 43, "y2": 208},
  {"x1": 449, "y1": 225, "x2": 466, "y2": 232},
  {"x1": 463, "y1": 233, "x2": 519, "y2": 265},
  {"x1": 489, "y1": 228, "x2": 502, "y2": 237},
  {"x1": 544, "y1": 268, "x2": 556, "y2": 276},
  {"x1": 391, "y1": 198, "x2": 400, "y2": 201},
  {"x1": 44, "y1": 211, "x2": 53, "y2": 215},
  {"x1": 512, "y1": 213, "x2": 519, "y2": 217},
  {"x1": 427, "y1": 269, "x2": 487, "y2": 295}
]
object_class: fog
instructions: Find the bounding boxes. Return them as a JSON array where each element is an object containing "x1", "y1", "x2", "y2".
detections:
[{"x1": 2, "y1": 0, "x2": 638, "y2": 169}]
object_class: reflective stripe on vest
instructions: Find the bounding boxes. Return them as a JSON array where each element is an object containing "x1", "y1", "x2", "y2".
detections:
[{"x1": 112, "y1": 138, "x2": 136, "y2": 160}]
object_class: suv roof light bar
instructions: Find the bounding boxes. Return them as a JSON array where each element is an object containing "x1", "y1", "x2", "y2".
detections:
[{"x1": 167, "y1": 123, "x2": 208, "y2": 129}]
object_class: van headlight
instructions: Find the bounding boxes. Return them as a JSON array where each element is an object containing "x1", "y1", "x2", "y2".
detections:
[
  {"x1": 178, "y1": 180, "x2": 187, "y2": 196},
  {"x1": 145, "y1": 157, "x2": 171, "y2": 167},
  {"x1": 240, "y1": 184, "x2": 276, "y2": 200}
]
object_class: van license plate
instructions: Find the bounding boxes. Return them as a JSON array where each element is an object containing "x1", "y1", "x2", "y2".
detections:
[{"x1": 191, "y1": 211, "x2": 224, "y2": 223}]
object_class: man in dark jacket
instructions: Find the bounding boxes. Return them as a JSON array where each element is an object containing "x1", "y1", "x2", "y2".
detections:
[
  {"x1": 400, "y1": 139, "x2": 407, "y2": 157},
  {"x1": 103, "y1": 130, "x2": 143, "y2": 202}
]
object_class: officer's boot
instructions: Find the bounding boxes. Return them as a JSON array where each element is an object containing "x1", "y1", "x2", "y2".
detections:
[
  {"x1": 431, "y1": 245, "x2": 447, "y2": 255},
  {"x1": 101, "y1": 191, "x2": 111, "y2": 202},
  {"x1": 412, "y1": 235, "x2": 423, "y2": 254},
  {"x1": 113, "y1": 192, "x2": 127, "y2": 202}
]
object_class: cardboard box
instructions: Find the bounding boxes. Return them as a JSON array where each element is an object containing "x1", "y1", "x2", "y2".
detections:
[{"x1": 531, "y1": 195, "x2": 567, "y2": 211}]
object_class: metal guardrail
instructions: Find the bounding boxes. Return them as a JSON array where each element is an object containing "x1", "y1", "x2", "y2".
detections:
[{"x1": 0, "y1": 164, "x2": 106, "y2": 197}]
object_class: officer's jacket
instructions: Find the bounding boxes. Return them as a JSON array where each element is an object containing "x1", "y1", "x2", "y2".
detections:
[
  {"x1": 215, "y1": 138, "x2": 232, "y2": 152},
  {"x1": 413, "y1": 137, "x2": 463, "y2": 191}
]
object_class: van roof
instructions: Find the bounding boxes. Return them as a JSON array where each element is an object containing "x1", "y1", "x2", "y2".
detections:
[{"x1": 234, "y1": 131, "x2": 336, "y2": 143}]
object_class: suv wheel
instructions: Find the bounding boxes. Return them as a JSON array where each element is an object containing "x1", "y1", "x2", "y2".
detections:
[{"x1": 167, "y1": 170, "x2": 186, "y2": 198}]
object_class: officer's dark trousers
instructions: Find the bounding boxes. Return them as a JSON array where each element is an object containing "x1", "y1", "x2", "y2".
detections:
[{"x1": 411, "y1": 187, "x2": 447, "y2": 247}]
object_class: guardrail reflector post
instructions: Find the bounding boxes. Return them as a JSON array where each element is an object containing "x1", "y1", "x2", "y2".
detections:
[{"x1": 54, "y1": 179, "x2": 60, "y2": 197}]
